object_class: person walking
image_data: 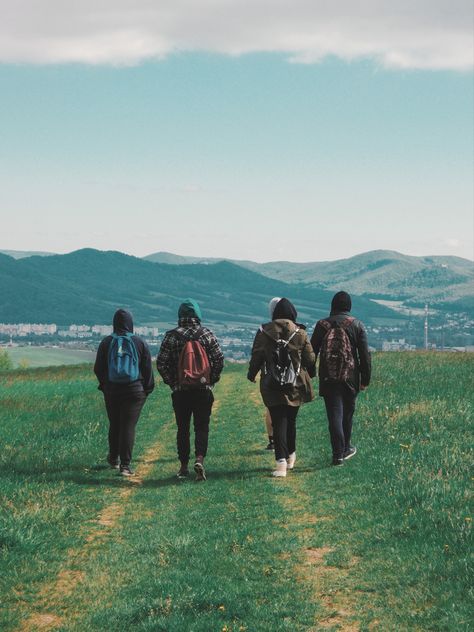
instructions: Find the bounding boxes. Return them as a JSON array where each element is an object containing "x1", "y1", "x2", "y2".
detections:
[
  {"x1": 310, "y1": 291, "x2": 371, "y2": 466},
  {"x1": 94, "y1": 309, "x2": 155, "y2": 476},
  {"x1": 156, "y1": 298, "x2": 224, "y2": 481},
  {"x1": 263, "y1": 297, "x2": 281, "y2": 451},
  {"x1": 248, "y1": 298, "x2": 316, "y2": 477}
]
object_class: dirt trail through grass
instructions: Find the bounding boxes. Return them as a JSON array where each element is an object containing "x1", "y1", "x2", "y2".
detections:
[
  {"x1": 248, "y1": 385, "x2": 362, "y2": 631},
  {"x1": 16, "y1": 415, "x2": 176, "y2": 632}
]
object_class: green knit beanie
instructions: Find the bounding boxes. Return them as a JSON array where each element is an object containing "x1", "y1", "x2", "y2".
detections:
[{"x1": 178, "y1": 298, "x2": 202, "y2": 321}]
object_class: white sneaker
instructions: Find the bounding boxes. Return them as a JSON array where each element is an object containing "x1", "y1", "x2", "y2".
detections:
[
  {"x1": 287, "y1": 452, "x2": 296, "y2": 470},
  {"x1": 272, "y1": 459, "x2": 287, "y2": 477}
]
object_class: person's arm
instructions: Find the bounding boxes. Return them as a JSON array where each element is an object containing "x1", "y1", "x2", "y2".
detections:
[
  {"x1": 247, "y1": 329, "x2": 265, "y2": 382},
  {"x1": 204, "y1": 331, "x2": 225, "y2": 385},
  {"x1": 138, "y1": 339, "x2": 155, "y2": 395},
  {"x1": 93, "y1": 338, "x2": 109, "y2": 391},
  {"x1": 301, "y1": 332, "x2": 316, "y2": 376},
  {"x1": 156, "y1": 332, "x2": 177, "y2": 389},
  {"x1": 356, "y1": 321, "x2": 371, "y2": 388},
  {"x1": 310, "y1": 321, "x2": 325, "y2": 361}
]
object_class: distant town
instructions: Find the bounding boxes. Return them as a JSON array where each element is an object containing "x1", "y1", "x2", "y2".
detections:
[{"x1": 1, "y1": 315, "x2": 473, "y2": 359}]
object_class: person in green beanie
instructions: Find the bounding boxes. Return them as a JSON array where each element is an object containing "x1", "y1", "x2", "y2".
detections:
[{"x1": 156, "y1": 298, "x2": 224, "y2": 481}]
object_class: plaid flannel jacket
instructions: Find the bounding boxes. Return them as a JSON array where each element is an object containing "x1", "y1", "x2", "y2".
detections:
[{"x1": 156, "y1": 317, "x2": 224, "y2": 390}]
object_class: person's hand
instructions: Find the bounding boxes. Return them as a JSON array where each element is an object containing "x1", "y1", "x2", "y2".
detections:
[{"x1": 360, "y1": 384, "x2": 367, "y2": 391}]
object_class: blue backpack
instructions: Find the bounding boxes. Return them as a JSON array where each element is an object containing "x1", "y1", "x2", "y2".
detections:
[{"x1": 108, "y1": 333, "x2": 140, "y2": 383}]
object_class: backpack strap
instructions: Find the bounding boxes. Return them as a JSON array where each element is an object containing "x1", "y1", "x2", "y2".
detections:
[
  {"x1": 340, "y1": 317, "x2": 355, "y2": 329},
  {"x1": 320, "y1": 320, "x2": 331, "y2": 331}
]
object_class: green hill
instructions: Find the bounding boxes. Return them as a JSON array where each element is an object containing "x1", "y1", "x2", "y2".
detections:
[
  {"x1": 145, "y1": 249, "x2": 474, "y2": 310},
  {"x1": 0, "y1": 249, "x2": 398, "y2": 327}
]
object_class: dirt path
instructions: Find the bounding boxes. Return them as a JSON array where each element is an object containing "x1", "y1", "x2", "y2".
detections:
[
  {"x1": 16, "y1": 419, "x2": 172, "y2": 632},
  {"x1": 248, "y1": 385, "x2": 362, "y2": 631}
]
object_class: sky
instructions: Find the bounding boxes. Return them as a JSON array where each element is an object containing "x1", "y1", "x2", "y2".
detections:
[{"x1": 0, "y1": 1, "x2": 473, "y2": 262}]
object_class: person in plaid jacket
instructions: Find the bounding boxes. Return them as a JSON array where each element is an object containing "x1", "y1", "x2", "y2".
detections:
[{"x1": 156, "y1": 298, "x2": 224, "y2": 481}]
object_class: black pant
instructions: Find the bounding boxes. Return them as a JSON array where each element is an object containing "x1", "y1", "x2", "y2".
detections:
[
  {"x1": 172, "y1": 389, "x2": 214, "y2": 463},
  {"x1": 323, "y1": 384, "x2": 357, "y2": 459},
  {"x1": 268, "y1": 405, "x2": 299, "y2": 461},
  {"x1": 104, "y1": 391, "x2": 146, "y2": 466}
]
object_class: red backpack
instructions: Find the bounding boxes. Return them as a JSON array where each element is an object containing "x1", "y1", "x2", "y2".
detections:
[
  {"x1": 320, "y1": 317, "x2": 355, "y2": 382},
  {"x1": 177, "y1": 328, "x2": 211, "y2": 387}
]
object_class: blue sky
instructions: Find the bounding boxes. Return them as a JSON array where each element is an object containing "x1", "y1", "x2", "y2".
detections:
[{"x1": 0, "y1": 2, "x2": 472, "y2": 261}]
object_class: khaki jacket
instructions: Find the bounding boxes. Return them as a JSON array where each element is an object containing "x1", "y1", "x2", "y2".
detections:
[{"x1": 248, "y1": 319, "x2": 316, "y2": 408}]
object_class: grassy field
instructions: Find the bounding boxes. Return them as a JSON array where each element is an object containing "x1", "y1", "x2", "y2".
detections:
[
  {"x1": 0, "y1": 353, "x2": 472, "y2": 631},
  {"x1": 5, "y1": 347, "x2": 96, "y2": 368}
]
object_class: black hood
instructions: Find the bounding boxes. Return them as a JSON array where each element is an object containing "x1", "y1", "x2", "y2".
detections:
[
  {"x1": 272, "y1": 298, "x2": 297, "y2": 323},
  {"x1": 331, "y1": 291, "x2": 352, "y2": 315},
  {"x1": 113, "y1": 309, "x2": 134, "y2": 334}
]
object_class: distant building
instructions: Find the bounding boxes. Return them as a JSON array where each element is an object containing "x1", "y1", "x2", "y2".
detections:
[{"x1": 382, "y1": 339, "x2": 416, "y2": 351}]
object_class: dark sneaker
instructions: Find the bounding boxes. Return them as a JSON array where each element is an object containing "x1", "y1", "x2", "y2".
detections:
[
  {"x1": 107, "y1": 455, "x2": 120, "y2": 470},
  {"x1": 177, "y1": 465, "x2": 189, "y2": 479},
  {"x1": 120, "y1": 465, "x2": 134, "y2": 477},
  {"x1": 343, "y1": 446, "x2": 357, "y2": 461},
  {"x1": 194, "y1": 460, "x2": 206, "y2": 482},
  {"x1": 332, "y1": 458, "x2": 344, "y2": 467},
  {"x1": 265, "y1": 441, "x2": 275, "y2": 451}
]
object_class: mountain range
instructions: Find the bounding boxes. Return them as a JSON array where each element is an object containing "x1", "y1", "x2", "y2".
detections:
[
  {"x1": 0, "y1": 249, "x2": 401, "y2": 327},
  {"x1": 144, "y1": 250, "x2": 474, "y2": 312}
]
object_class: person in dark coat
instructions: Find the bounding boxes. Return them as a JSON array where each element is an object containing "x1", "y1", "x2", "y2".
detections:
[
  {"x1": 156, "y1": 299, "x2": 224, "y2": 482},
  {"x1": 248, "y1": 298, "x2": 316, "y2": 477},
  {"x1": 94, "y1": 309, "x2": 154, "y2": 476},
  {"x1": 310, "y1": 291, "x2": 371, "y2": 466}
]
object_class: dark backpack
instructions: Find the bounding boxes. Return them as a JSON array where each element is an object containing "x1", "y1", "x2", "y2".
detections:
[
  {"x1": 262, "y1": 327, "x2": 300, "y2": 392},
  {"x1": 320, "y1": 318, "x2": 355, "y2": 382},
  {"x1": 108, "y1": 333, "x2": 140, "y2": 383},
  {"x1": 177, "y1": 328, "x2": 211, "y2": 388}
]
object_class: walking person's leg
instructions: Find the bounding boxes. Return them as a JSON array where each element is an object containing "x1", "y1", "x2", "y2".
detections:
[
  {"x1": 191, "y1": 389, "x2": 214, "y2": 481},
  {"x1": 323, "y1": 384, "x2": 345, "y2": 465},
  {"x1": 341, "y1": 387, "x2": 357, "y2": 459},
  {"x1": 172, "y1": 391, "x2": 193, "y2": 477},
  {"x1": 265, "y1": 408, "x2": 274, "y2": 450},
  {"x1": 268, "y1": 405, "x2": 289, "y2": 477},
  {"x1": 118, "y1": 392, "x2": 146, "y2": 475},
  {"x1": 286, "y1": 405, "x2": 299, "y2": 470},
  {"x1": 104, "y1": 394, "x2": 120, "y2": 468}
]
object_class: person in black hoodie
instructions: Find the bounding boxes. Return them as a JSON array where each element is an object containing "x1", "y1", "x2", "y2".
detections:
[
  {"x1": 94, "y1": 309, "x2": 154, "y2": 476},
  {"x1": 310, "y1": 291, "x2": 371, "y2": 466}
]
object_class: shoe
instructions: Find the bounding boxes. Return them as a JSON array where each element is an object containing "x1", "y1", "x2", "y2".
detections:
[
  {"x1": 287, "y1": 452, "x2": 296, "y2": 470},
  {"x1": 272, "y1": 459, "x2": 287, "y2": 477},
  {"x1": 120, "y1": 465, "x2": 134, "y2": 476},
  {"x1": 332, "y1": 458, "x2": 344, "y2": 467},
  {"x1": 194, "y1": 459, "x2": 206, "y2": 482},
  {"x1": 343, "y1": 446, "x2": 357, "y2": 460},
  {"x1": 265, "y1": 441, "x2": 275, "y2": 451},
  {"x1": 177, "y1": 464, "x2": 189, "y2": 479},
  {"x1": 107, "y1": 455, "x2": 120, "y2": 470}
]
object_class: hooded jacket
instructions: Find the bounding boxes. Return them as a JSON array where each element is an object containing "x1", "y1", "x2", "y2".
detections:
[
  {"x1": 94, "y1": 309, "x2": 155, "y2": 396},
  {"x1": 310, "y1": 308, "x2": 371, "y2": 396},
  {"x1": 248, "y1": 316, "x2": 316, "y2": 408}
]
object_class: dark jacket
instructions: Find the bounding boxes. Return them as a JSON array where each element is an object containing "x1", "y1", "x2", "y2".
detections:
[
  {"x1": 94, "y1": 309, "x2": 155, "y2": 396},
  {"x1": 248, "y1": 319, "x2": 316, "y2": 408},
  {"x1": 310, "y1": 311, "x2": 371, "y2": 396},
  {"x1": 156, "y1": 317, "x2": 224, "y2": 391}
]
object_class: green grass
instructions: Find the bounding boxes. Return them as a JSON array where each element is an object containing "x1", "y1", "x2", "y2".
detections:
[
  {"x1": 0, "y1": 354, "x2": 472, "y2": 631},
  {"x1": 5, "y1": 346, "x2": 96, "y2": 368}
]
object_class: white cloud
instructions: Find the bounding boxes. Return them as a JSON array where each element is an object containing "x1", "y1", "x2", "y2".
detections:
[{"x1": 0, "y1": 0, "x2": 472, "y2": 69}]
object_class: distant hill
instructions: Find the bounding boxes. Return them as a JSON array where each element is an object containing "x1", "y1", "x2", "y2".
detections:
[
  {"x1": 0, "y1": 249, "x2": 399, "y2": 327},
  {"x1": 0, "y1": 249, "x2": 56, "y2": 259},
  {"x1": 145, "y1": 249, "x2": 474, "y2": 311}
]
